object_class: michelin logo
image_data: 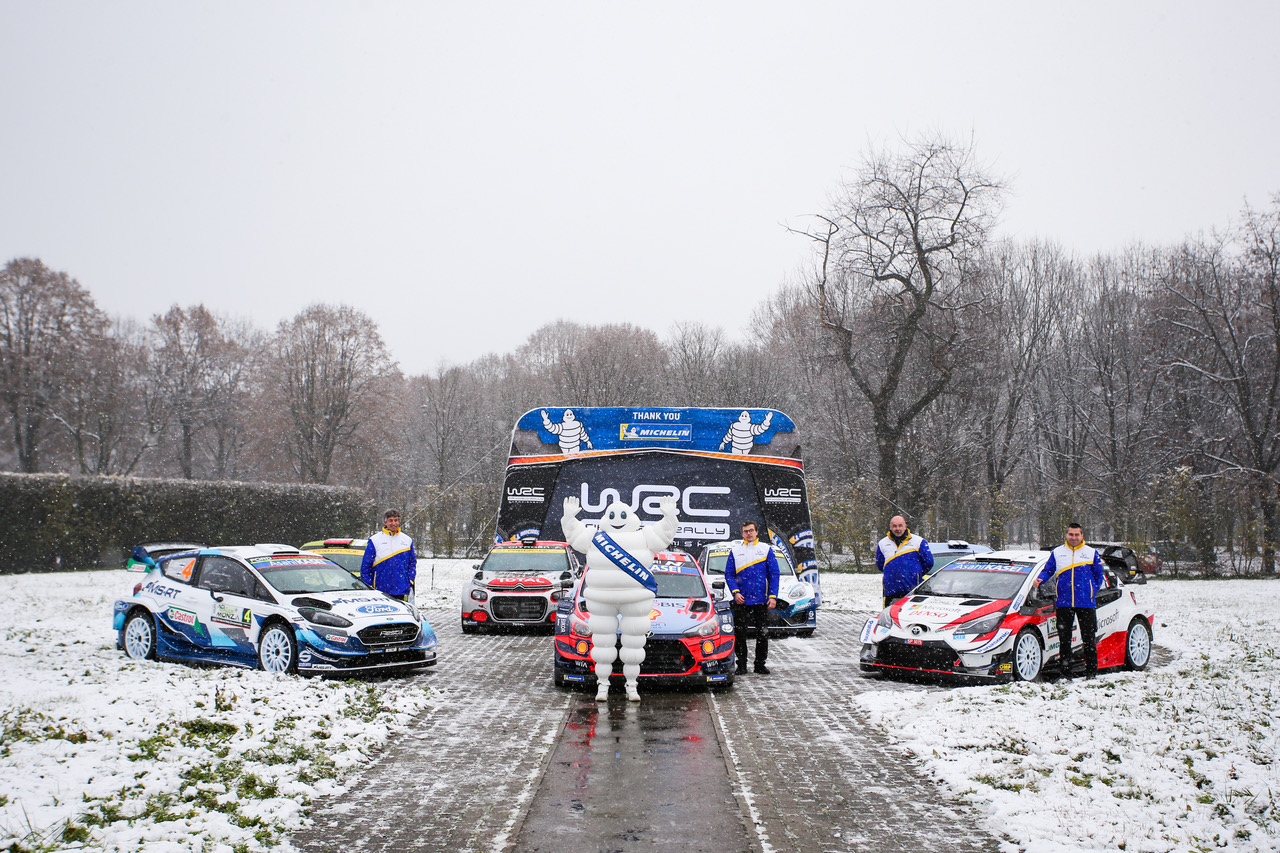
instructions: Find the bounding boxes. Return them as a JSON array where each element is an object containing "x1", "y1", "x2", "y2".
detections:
[{"x1": 619, "y1": 423, "x2": 693, "y2": 441}]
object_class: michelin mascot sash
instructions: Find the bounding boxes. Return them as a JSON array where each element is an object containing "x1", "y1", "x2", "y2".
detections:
[
  {"x1": 591, "y1": 530, "x2": 659, "y2": 595},
  {"x1": 560, "y1": 494, "x2": 680, "y2": 702}
]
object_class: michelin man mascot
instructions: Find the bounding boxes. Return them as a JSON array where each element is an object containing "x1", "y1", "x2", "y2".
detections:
[
  {"x1": 561, "y1": 494, "x2": 679, "y2": 701},
  {"x1": 719, "y1": 410, "x2": 772, "y2": 455}
]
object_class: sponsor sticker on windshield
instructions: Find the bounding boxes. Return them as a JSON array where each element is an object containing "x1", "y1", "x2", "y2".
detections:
[{"x1": 247, "y1": 556, "x2": 336, "y2": 569}]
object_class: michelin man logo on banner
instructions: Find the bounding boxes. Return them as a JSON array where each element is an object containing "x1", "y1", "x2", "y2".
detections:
[
  {"x1": 560, "y1": 494, "x2": 678, "y2": 702},
  {"x1": 541, "y1": 409, "x2": 592, "y2": 454},
  {"x1": 720, "y1": 410, "x2": 772, "y2": 454}
]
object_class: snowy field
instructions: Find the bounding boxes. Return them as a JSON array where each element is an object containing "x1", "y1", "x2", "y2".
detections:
[{"x1": 2, "y1": 564, "x2": 1277, "y2": 852}]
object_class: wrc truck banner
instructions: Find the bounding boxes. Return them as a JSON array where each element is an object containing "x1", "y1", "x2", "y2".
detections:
[
  {"x1": 496, "y1": 407, "x2": 819, "y2": 603},
  {"x1": 591, "y1": 529, "x2": 659, "y2": 594}
]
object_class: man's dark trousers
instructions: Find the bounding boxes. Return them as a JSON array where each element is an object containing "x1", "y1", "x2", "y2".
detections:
[
  {"x1": 1056, "y1": 607, "x2": 1098, "y2": 676},
  {"x1": 732, "y1": 602, "x2": 769, "y2": 669}
]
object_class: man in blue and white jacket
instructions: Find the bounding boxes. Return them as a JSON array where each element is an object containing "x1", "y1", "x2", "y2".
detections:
[
  {"x1": 725, "y1": 520, "x2": 780, "y2": 675},
  {"x1": 875, "y1": 515, "x2": 934, "y2": 608},
  {"x1": 360, "y1": 510, "x2": 417, "y2": 601},
  {"x1": 1033, "y1": 523, "x2": 1107, "y2": 678}
]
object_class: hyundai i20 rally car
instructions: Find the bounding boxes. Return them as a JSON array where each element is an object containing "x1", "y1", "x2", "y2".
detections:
[
  {"x1": 859, "y1": 549, "x2": 1154, "y2": 682},
  {"x1": 461, "y1": 538, "x2": 582, "y2": 633},
  {"x1": 114, "y1": 545, "x2": 438, "y2": 675},
  {"x1": 553, "y1": 551, "x2": 737, "y2": 689},
  {"x1": 699, "y1": 540, "x2": 817, "y2": 637},
  {"x1": 299, "y1": 538, "x2": 369, "y2": 578}
]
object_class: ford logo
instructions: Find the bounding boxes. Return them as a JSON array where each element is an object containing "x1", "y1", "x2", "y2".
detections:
[{"x1": 356, "y1": 604, "x2": 399, "y2": 614}]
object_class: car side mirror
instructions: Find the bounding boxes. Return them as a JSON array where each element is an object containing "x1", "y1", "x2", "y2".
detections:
[
  {"x1": 712, "y1": 579, "x2": 725, "y2": 591},
  {"x1": 474, "y1": 570, "x2": 484, "y2": 580}
]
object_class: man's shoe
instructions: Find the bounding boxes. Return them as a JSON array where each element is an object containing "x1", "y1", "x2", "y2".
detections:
[
  {"x1": 753, "y1": 663, "x2": 771, "y2": 675},
  {"x1": 736, "y1": 663, "x2": 748, "y2": 675}
]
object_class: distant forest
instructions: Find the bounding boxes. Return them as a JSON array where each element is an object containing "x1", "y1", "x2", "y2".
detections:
[{"x1": 4, "y1": 136, "x2": 1279, "y2": 574}]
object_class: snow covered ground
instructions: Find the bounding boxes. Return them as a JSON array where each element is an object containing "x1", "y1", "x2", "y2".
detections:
[{"x1": 2, "y1": 564, "x2": 1277, "y2": 852}]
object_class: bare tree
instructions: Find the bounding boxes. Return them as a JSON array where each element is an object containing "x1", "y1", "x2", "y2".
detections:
[
  {"x1": 265, "y1": 304, "x2": 398, "y2": 484},
  {"x1": 1157, "y1": 196, "x2": 1280, "y2": 571},
  {"x1": 794, "y1": 135, "x2": 1004, "y2": 508},
  {"x1": 0, "y1": 258, "x2": 107, "y2": 472},
  {"x1": 49, "y1": 319, "x2": 168, "y2": 475}
]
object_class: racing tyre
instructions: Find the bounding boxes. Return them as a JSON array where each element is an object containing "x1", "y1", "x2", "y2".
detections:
[
  {"x1": 1124, "y1": 618, "x2": 1152, "y2": 671},
  {"x1": 796, "y1": 628, "x2": 815, "y2": 638},
  {"x1": 123, "y1": 611, "x2": 157, "y2": 660},
  {"x1": 258, "y1": 623, "x2": 298, "y2": 674},
  {"x1": 1012, "y1": 629, "x2": 1043, "y2": 682}
]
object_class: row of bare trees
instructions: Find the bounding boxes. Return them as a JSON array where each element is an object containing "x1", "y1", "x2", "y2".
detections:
[{"x1": 3, "y1": 135, "x2": 1278, "y2": 569}]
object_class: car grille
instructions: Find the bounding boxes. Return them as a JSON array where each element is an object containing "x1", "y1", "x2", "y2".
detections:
[
  {"x1": 610, "y1": 639, "x2": 695, "y2": 675},
  {"x1": 491, "y1": 596, "x2": 548, "y2": 622},
  {"x1": 356, "y1": 622, "x2": 421, "y2": 649},
  {"x1": 875, "y1": 638, "x2": 958, "y2": 672}
]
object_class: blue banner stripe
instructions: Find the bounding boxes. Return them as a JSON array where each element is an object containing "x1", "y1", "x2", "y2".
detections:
[{"x1": 591, "y1": 529, "x2": 658, "y2": 595}]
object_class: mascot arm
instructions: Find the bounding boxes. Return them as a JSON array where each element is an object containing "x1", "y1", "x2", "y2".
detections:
[
  {"x1": 643, "y1": 495, "x2": 680, "y2": 550},
  {"x1": 560, "y1": 496, "x2": 592, "y2": 551}
]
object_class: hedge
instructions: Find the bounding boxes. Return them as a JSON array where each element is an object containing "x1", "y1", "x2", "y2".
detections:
[{"x1": 0, "y1": 473, "x2": 376, "y2": 573}]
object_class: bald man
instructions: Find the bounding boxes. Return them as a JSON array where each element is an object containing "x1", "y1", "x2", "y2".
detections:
[{"x1": 874, "y1": 516, "x2": 934, "y2": 608}]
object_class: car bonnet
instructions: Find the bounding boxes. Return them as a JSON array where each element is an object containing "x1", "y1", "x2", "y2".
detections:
[{"x1": 298, "y1": 591, "x2": 417, "y2": 623}]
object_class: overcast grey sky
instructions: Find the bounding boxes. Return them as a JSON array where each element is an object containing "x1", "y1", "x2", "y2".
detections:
[{"x1": 3, "y1": 2, "x2": 1278, "y2": 374}]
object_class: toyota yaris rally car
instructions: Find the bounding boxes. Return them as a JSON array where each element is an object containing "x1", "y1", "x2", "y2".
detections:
[
  {"x1": 699, "y1": 540, "x2": 817, "y2": 636},
  {"x1": 461, "y1": 538, "x2": 582, "y2": 633},
  {"x1": 553, "y1": 551, "x2": 737, "y2": 689},
  {"x1": 859, "y1": 549, "x2": 1154, "y2": 682},
  {"x1": 114, "y1": 544, "x2": 438, "y2": 675}
]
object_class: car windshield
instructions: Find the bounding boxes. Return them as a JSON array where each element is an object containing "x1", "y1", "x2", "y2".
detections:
[
  {"x1": 703, "y1": 550, "x2": 796, "y2": 578},
  {"x1": 482, "y1": 548, "x2": 570, "y2": 573},
  {"x1": 256, "y1": 561, "x2": 370, "y2": 594},
  {"x1": 653, "y1": 571, "x2": 708, "y2": 598},
  {"x1": 914, "y1": 566, "x2": 1029, "y2": 600}
]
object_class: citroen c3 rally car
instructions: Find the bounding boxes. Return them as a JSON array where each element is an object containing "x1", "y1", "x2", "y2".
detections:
[
  {"x1": 699, "y1": 540, "x2": 817, "y2": 636},
  {"x1": 553, "y1": 550, "x2": 737, "y2": 689},
  {"x1": 114, "y1": 544, "x2": 438, "y2": 675},
  {"x1": 461, "y1": 538, "x2": 582, "y2": 633},
  {"x1": 859, "y1": 549, "x2": 1154, "y2": 682}
]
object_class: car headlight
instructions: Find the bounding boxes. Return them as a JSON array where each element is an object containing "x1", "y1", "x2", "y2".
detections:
[
  {"x1": 470, "y1": 589, "x2": 488, "y2": 602},
  {"x1": 956, "y1": 612, "x2": 1005, "y2": 637},
  {"x1": 876, "y1": 609, "x2": 894, "y2": 629},
  {"x1": 569, "y1": 617, "x2": 591, "y2": 638},
  {"x1": 298, "y1": 608, "x2": 353, "y2": 628},
  {"x1": 684, "y1": 621, "x2": 718, "y2": 638},
  {"x1": 788, "y1": 584, "x2": 806, "y2": 598}
]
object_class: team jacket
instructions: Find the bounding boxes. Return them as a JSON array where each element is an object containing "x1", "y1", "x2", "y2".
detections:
[
  {"x1": 725, "y1": 540, "x2": 780, "y2": 605},
  {"x1": 1036, "y1": 543, "x2": 1106, "y2": 608},
  {"x1": 360, "y1": 528, "x2": 417, "y2": 596},
  {"x1": 875, "y1": 532, "x2": 934, "y2": 598}
]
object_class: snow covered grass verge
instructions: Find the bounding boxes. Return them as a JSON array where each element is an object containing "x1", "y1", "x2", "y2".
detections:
[
  {"x1": 852, "y1": 579, "x2": 1280, "y2": 852},
  {"x1": 0, "y1": 563, "x2": 472, "y2": 853}
]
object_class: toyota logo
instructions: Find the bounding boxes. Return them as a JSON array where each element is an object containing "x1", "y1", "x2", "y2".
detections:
[{"x1": 910, "y1": 625, "x2": 923, "y2": 636}]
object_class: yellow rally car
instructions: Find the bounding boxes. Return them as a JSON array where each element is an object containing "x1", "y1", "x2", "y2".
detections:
[{"x1": 300, "y1": 538, "x2": 369, "y2": 579}]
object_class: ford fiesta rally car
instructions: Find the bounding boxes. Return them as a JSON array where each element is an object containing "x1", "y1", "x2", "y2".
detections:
[
  {"x1": 553, "y1": 550, "x2": 737, "y2": 689},
  {"x1": 699, "y1": 540, "x2": 817, "y2": 636},
  {"x1": 461, "y1": 538, "x2": 581, "y2": 633},
  {"x1": 859, "y1": 549, "x2": 1154, "y2": 682},
  {"x1": 114, "y1": 544, "x2": 438, "y2": 675}
]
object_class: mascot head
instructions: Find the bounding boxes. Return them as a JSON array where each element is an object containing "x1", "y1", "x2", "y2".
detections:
[
  {"x1": 600, "y1": 499, "x2": 640, "y2": 533},
  {"x1": 738, "y1": 410, "x2": 751, "y2": 423},
  {"x1": 563, "y1": 409, "x2": 576, "y2": 422}
]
